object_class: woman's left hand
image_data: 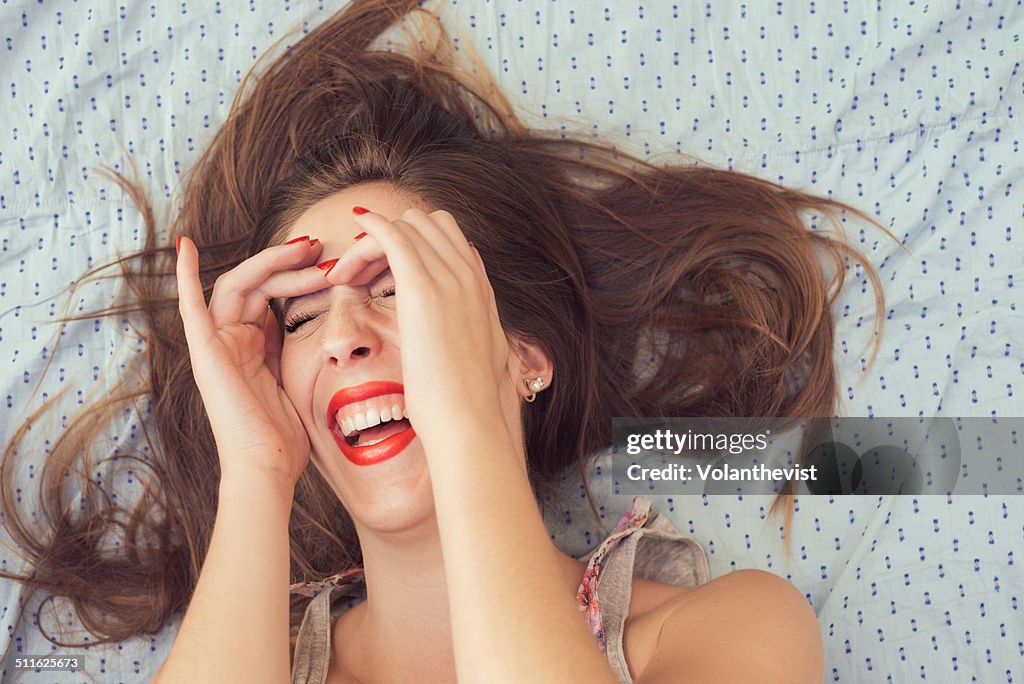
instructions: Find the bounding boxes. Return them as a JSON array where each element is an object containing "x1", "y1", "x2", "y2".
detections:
[{"x1": 324, "y1": 207, "x2": 516, "y2": 452}]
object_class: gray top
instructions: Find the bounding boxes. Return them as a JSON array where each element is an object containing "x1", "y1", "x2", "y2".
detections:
[{"x1": 290, "y1": 498, "x2": 709, "y2": 683}]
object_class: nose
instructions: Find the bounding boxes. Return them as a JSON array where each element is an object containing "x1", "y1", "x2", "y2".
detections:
[{"x1": 320, "y1": 308, "x2": 383, "y2": 368}]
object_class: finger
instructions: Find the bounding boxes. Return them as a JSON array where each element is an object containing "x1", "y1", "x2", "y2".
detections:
[
  {"x1": 392, "y1": 208, "x2": 475, "y2": 283},
  {"x1": 346, "y1": 257, "x2": 390, "y2": 287},
  {"x1": 175, "y1": 237, "x2": 221, "y2": 388},
  {"x1": 415, "y1": 210, "x2": 495, "y2": 316},
  {"x1": 207, "y1": 239, "x2": 323, "y2": 324},
  {"x1": 323, "y1": 234, "x2": 388, "y2": 286},
  {"x1": 236, "y1": 264, "x2": 335, "y2": 325},
  {"x1": 424, "y1": 209, "x2": 477, "y2": 268},
  {"x1": 325, "y1": 209, "x2": 475, "y2": 292},
  {"x1": 325, "y1": 210, "x2": 471, "y2": 287},
  {"x1": 468, "y1": 241, "x2": 506, "y2": 346},
  {"x1": 467, "y1": 241, "x2": 494, "y2": 295},
  {"x1": 464, "y1": 241, "x2": 508, "y2": 374},
  {"x1": 400, "y1": 210, "x2": 494, "y2": 311},
  {"x1": 329, "y1": 210, "x2": 433, "y2": 290}
]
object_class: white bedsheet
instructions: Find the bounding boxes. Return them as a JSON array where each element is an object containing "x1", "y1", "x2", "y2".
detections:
[{"x1": 1, "y1": 2, "x2": 1021, "y2": 682}]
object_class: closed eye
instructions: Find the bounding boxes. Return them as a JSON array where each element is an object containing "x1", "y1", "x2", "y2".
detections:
[
  {"x1": 283, "y1": 311, "x2": 321, "y2": 334},
  {"x1": 284, "y1": 283, "x2": 393, "y2": 334}
]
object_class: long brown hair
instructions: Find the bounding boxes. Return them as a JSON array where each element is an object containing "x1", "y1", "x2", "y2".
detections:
[{"x1": 2, "y1": 0, "x2": 887, "y2": 646}]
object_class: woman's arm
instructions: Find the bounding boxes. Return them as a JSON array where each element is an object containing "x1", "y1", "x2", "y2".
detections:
[
  {"x1": 335, "y1": 208, "x2": 618, "y2": 684},
  {"x1": 153, "y1": 472, "x2": 294, "y2": 683},
  {"x1": 429, "y1": 419, "x2": 618, "y2": 684},
  {"x1": 154, "y1": 236, "x2": 328, "y2": 682},
  {"x1": 434, "y1": 437, "x2": 825, "y2": 684}
]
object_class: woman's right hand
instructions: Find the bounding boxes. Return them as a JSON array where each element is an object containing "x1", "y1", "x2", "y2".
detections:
[{"x1": 175, "y1": 235, "x2": 330, "y2": 488}]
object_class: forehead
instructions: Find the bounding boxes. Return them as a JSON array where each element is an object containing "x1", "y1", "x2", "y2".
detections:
[
  {"x1": 276, "y1": 182, "x2": 415, "y2": 316},
  {"x1": 282, "y1": 182, "x2": 429, "y2": 242}
]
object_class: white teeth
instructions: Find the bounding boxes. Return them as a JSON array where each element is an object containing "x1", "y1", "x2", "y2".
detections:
[
  {"x1": 365, "y1": 407, "x2": 381, "y2": 429},
  {"x1": 334, "y1": 398, "x2": 407, "y2": 438}
]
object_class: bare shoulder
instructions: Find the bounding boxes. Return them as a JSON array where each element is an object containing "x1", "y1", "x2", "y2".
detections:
[{"x1": 625, "y1": 569, "x2": 824, "y2": 684}]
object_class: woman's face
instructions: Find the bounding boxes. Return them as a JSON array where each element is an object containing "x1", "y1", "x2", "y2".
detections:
[{"x1": 277, "y1": 183, "x2": 439, "y2": 534}]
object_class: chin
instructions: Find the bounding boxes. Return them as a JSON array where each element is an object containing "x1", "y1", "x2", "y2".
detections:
[{"x1": 310, "y1": 437, "x2": 438, "y2": 535}]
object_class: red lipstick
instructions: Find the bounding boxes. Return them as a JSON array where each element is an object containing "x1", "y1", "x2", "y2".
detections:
[{"x1": 326, "y1": 381, "x2": 416, "y2": 466}]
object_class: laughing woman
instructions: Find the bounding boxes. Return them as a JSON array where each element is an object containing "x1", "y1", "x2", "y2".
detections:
[{"x1": 2, "y1": 1, "x2": 888, "y2": 682}]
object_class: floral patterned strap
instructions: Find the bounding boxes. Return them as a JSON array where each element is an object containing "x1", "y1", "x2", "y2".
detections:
[{"x1": 575, "y1": 497, "x2": 653, "y2": 651}]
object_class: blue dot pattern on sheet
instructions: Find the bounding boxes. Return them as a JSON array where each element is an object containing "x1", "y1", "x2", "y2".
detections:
[{"x1": 1, "y1": 2, "x2": 1021, "y2": 682}]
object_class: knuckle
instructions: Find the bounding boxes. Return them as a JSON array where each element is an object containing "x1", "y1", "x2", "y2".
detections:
[
  {"x1": 429, "y1": 209, "x2": 456, "y2": 224},
  {"x1": 213, "y1": 271, "x2": 249, "y2": 298}
]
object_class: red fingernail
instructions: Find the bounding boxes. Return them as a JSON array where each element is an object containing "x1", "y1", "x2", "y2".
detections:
[
  {"x1": 352, "y1": 206, "x2": 370, "y2": 215},
  {"x1": 176, "y1": 235, "x2": 182, "y2": 254},
  {"x1": 284, "y1": 235, "x2": 310, "y2": 245},
  {"x1": 316, "y1": 258, "x2": 339, "y2": 275},
  {"x1": 308, "y1": 239, "x2": 320, "y2": 247},
  {"x1": 353, "y1": 231, "x2": 367, "y2": 240}
]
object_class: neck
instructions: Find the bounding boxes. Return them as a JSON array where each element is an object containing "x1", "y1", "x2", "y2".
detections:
[
  {"x1": 337, "y1": 509, "x2": 588, "y2": 682},
  {"x1": 358, "y1": 513, "x2": 454, "y2": 675}
]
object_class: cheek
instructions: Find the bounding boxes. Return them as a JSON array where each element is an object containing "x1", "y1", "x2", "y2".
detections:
[{"x1": 279, "y1": 340, "x2": 316, "y2": 419}]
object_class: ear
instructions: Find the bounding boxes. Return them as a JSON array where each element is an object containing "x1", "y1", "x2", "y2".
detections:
[{"x1": 507, "y1": 335, "x2": 554, "y2": 401}]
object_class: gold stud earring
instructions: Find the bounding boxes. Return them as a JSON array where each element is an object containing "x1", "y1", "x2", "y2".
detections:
[{"x1": 523, "y1": 377, "x2": 545, "y2": 403}]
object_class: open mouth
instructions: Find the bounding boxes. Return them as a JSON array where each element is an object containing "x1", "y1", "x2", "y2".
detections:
[
  {"x1": 331, "y1": 412, "x2": 416, "y2": 466},
  {"x1": 326, "y1": 382, "x2": 417, "y2": 466},
  {"x1": 342, "y1": 416, "x2": 413, "y2": 447}
]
